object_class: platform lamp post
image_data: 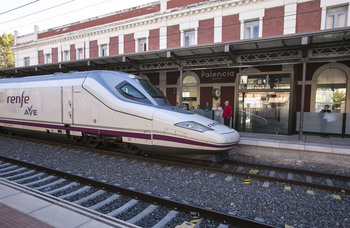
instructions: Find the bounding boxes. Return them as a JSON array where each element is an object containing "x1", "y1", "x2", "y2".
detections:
[{"x1": 298, "y1": 36, "x2": 308, "y2": 140}]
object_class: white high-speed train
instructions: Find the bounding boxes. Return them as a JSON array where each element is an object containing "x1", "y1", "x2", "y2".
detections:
[{"x1": 0, "y1": 70, "x2": 239, "y2": 161}]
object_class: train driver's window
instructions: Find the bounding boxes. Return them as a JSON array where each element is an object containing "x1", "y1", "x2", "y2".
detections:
[{"x1": 120, "y1": 84, "x2": 145, "y2": 99}]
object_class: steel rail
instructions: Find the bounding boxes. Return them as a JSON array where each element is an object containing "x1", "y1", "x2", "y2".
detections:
[
  {"x1": 1, "y1": 132, "x2": 349, "y2": 194},
  {"x1": 0, "y1": 154, "x2": 277, "y2": 228},
  {"x1": 227, "y1": 160, "x2": 350, "y2": 181}
]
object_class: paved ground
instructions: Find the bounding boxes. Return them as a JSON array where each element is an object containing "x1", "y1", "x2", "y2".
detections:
[
  {"x1": 0, "y1": 202, "x2": 52, "y2": 228},
  {"x1": 0, "y1": 179, "x2": 138, "y2": 228}
]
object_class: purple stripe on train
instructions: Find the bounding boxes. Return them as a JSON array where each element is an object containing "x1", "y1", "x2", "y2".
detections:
[
  {"x1": 153, "y1": 134, "x2": 237, "y2": 148},
  {"x1": 0, "y1": 119, "x2": 237, "y2": 149}
]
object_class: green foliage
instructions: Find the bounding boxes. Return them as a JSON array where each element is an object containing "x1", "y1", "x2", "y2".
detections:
[
  {"x1": 333, "y1": 89, "x2": 346, "y2": 102},
  {"x1": 0, "y1": 33, "x2": 15, "y2": 69}
]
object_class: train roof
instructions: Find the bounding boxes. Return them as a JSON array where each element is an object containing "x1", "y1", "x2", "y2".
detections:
[{"x1": 0, "y1": 70, "x2": 132, "y2": 84}]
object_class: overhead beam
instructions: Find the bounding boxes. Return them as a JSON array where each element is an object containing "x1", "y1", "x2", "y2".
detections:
[
  {"x1": 167, "y1": 51, "x2": 182, "y2": 67},
  {"x1": 224, "y1": 44, "x2": 237, "y2": 63},
  {"x1": 122, "y1": 56, "x2": 140, "y2": 72}
]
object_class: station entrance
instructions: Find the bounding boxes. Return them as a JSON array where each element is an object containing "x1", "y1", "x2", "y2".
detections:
[
  {"x1": 182, "y1": 75, "x2": 198, "y2": 109},
  {"x1": 236, "y1": 73, "x2": 292, "y2": 135}
]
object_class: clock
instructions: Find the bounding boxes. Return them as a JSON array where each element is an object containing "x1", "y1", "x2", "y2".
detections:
[{"x1": 212, "y1": 88, "x2": 221, "y2": 100}]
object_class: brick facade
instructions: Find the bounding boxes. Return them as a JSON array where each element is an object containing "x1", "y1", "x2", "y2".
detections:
[
  {"x1": 124, "y1": 33, "x2": 135, "y2": 54},
  {"x1": 52, "y1": 48, "x2": 58, "y2": 63},
  {"x1": 296, "y1": 0, "x2": 321, "y2": 33},
  {"x1": 167, "y1": 0, "x2": 207, "y2": 9},
  {"x1": 222, "y1": 14, "x2": 240, "y2": 42},
  {"x1": 109, "y1": 36, "x2": 119, "y2": 55},
  {"x1": 38, "y1": 50, "x2": 44, "y2": 65},
  {"x1": 167, "y1": 25, "x2": 180, "y2": 48},
  {"x1": 263, "y1": 6, "x2": 284, "y2": 37},
  {"x1": 149, "y1": 29, "x2": 160, "y2": 51},
  {"x1": 89, "y1": 40, "x2": 98, "y2": 58},
  {"x1": 198, "y1": 18, "x2": 214, "y2": 45},
  {"x1": 38, "y1": 4, "x2": 160, "y2": 39},
  {"x1": 14, "y1": 0, "x2": 340, "y2": 68},
  {"x1": 70, "y1": 44, "x2": 76, "y2": 61}
]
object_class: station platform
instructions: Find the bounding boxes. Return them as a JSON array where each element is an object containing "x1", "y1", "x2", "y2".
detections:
[
  {"x1": 236, "y1": 132, "x2": 350, "y2": 169},
  {"x1": 0, "y1": 178, "x2": 139, "y2": 228}
]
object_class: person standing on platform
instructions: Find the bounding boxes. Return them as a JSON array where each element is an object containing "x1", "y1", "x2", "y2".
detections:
[
  {"x1": 320, "y1": 104, "x2": 331, "y2": 137},
  {"x1": 212, "y1": 103, "x2": 223, "y2": 122},
  {"x1": 222, "y1": 100, "x2": 232, "y2": 127},
  {"x1": 203, "y1": 102, "x2": 212, "y2": 112}
]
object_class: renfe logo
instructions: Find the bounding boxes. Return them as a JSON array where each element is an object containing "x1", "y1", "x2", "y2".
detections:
[{"x1": 7, "y1": 91, "x2": 30, "y2": 108}]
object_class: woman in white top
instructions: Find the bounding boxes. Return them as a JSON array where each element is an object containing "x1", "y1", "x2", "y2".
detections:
[{"x1": 212, "y1": 103, "x2": 223, "y2": 122}]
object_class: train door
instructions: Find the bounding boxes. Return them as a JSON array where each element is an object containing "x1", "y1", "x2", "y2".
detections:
[{"x1": 62, "y1": 86, "x2": 73, "y2": 125}]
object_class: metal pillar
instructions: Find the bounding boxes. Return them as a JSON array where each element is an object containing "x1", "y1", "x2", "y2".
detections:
[
  {"x1": 179, "y1": 67, "x2": 183, "y2": 107},
  {"x1": 298, "y1": 60, "x2": 307, "y2": 140}
]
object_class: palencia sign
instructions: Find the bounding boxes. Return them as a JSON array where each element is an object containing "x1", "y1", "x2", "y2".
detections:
[{"x1": 197, "y1": 69, "x2": 236, "y2": 83}]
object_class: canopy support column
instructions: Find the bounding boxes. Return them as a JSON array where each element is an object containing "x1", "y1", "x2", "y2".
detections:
[
  {"x1": 299, "y1": 60, "x2": 307, "y2": 140},
  {"x1": 179, "y1": 67, "x2": 183, "y2": 108}
]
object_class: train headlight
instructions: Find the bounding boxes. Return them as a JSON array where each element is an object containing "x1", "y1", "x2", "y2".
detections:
[{"x1": 174, "y1": 121, "x2": 213, "y2": 133}]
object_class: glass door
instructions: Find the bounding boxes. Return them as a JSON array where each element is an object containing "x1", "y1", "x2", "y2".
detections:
[
  {"x1": 237, "y1": 73, "x2": 292, "y2": 135},
  {"x1": 238, "y1": 92, "x2": 290, "y2": 134}
]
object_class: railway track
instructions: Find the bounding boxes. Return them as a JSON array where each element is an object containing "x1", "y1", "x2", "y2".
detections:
[
  {"x1": 185, "y1": 159, "x2": 350, "y2": 194},
  {"x1": 2, "y1": 132, "x2": 349, "y2": 195},
  {"x1": 0, "y1": 132, "x2": 349, "y2": 227},
  {"x1": 219, "y1": 160, "x2": 350, "y2": 192},
  {"x1": 0, "y1": 155, "x2": 276, "y2": 228}
]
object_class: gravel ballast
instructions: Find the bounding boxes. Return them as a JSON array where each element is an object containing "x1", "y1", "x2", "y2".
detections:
[{"x1": 0, "y1": 136, "x2": 349, "y2": 228}]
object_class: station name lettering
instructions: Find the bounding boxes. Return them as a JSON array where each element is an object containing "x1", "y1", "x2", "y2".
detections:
[
  {"x1": 7, "y1": 91, "x2": 30, "y2": 108},
  {"x1": 201, "y1": 70, "x2": 235, "y2": 79}
]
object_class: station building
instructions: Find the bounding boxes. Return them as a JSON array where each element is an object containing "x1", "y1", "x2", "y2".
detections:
[{"x1": 4, "y1": 0, "x2": 350, "y2": 136}]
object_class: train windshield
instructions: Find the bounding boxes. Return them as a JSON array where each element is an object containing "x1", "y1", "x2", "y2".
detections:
[{"x1": 134, "y1": 79, "x2": 165, "y2": 98}]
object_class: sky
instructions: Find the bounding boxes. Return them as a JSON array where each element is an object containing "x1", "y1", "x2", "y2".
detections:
[{"x1": 0, "y1": 0, "x2": 157, "y2": 36}]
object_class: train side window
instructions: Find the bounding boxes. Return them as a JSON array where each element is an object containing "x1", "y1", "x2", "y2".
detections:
[
  {"x1": 116, "y1": 82, "x2": 152, "y2": 104},
  {"x1": 120, "y1": 84, "x2": 145, "y2": 99}
]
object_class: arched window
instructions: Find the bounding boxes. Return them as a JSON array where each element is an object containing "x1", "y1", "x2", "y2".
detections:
[
  {"x1": 182, "y1": 75, "x2": 198, "y2": 108},
  {"x1": 315, "y1": 68, "x2": 347, "y2": 113}
]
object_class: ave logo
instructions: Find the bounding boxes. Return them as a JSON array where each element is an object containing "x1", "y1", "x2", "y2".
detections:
[{"x1": 24, "y1": 106, "x2": 38, "y2": 116}]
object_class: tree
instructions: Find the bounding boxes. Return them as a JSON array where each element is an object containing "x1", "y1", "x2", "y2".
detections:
[
  {"x1": 0, "y1": 33, "x2": 14, "y2": 69},
  {"x1": 333, "y1": 89, "x2": 346, "y2": 103}
]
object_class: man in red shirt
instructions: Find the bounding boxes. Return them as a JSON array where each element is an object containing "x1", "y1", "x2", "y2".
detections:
[{"x1": 222, "y1": 100, "x2": 232, "y2": 127}]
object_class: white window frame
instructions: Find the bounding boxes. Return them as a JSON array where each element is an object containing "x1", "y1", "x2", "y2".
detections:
[
  {"x1": 180, "y1": 21, "x2": 198, "y2": 47},
  {"x1": 134, "y1": 30, "x2": 149, "y2": 53},
  {"x1": 63, "y1": 50, "x2": 69, "y2": 62},
  {"x1": 45, "y1": 53, "x2": 51, "y2": 64},
  {"x1": 23, "y1": 57, "x2": 30, "y2": 66},
  {"x1": 321, "y1": 0, "x2": 350, "y2": 30},
  {"x1": 244, "y1": 20, "x2": 260, "y2": 39},
  {"x1": 183, "y1": 30, "x2": 196, "y2": 47},
  {"x1": 77, "y1": 48, "x2": 84, "y2": 60},
  {"x1": 100, "y1": 44, "x2": 108, "y2": 57},
  {"x1": 137, "y1": 38, "x2": 147, "y2": 52},
  {"x1": 325, "y1": 5, "x2": 348, "y2": 29},
  {"x1": 239, "y1": 9, "x2": 264, "y2": 40}
]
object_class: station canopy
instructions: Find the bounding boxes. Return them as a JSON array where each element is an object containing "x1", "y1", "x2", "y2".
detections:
[{"x1": 1, "y1": 27, "x2": 350, "y2": 77}]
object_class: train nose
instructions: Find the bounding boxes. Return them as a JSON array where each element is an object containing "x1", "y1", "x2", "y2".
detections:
[
  {"x1": 205, "y1": 128, "x2": 240, "y2": 146},
  {"x1": 219, "y1": 130, "x2": 240, "y2": 144}
]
